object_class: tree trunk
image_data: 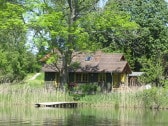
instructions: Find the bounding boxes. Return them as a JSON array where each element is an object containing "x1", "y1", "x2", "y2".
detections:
[
  {"x1": 60, "y1": 0, "x2": 99, "y2": 87},
  {"x1": 59, "y1": 0, "x2": 76, "y2": 87},
  {"x1": 60, "y1": 54, "x2": 69, "y2": 90}
]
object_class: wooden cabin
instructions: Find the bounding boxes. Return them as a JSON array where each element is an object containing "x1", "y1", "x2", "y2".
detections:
[{"x1": 42, "y1": 51, "x2": 132, "y2": 91}]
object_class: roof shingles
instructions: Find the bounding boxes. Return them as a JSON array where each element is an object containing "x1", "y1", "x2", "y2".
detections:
[{"x1": 42, "y1": 51, "x2": 131, "y2": 74}]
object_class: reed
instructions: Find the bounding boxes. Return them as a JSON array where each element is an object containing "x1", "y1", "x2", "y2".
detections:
[
  {"x1": 0, "y1": 73, "x2": 143, "y2": 107},
  {"x1": 79, "y1": 92, "x2": 144, "y2": 108},
  {"x1": 0, "y1": 82, "x2": 144, "y2": 108},
  {"x1": 0, "y1": 83, "x2": 142, "y2": 108},
  {"x1": 1, "y1": 79, "x2": 168, "y2": 109},
  {"x1": 0, "y1": 84, "x2": 73, "y2": 105}
]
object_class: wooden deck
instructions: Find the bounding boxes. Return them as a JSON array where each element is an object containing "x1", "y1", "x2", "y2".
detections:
[{"x1": 35, "y1": 102, "x2": 78, "y2": 108}]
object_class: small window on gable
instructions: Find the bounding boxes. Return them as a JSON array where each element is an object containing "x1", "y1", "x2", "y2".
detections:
[{"x1": 85, "y1": 56, "x2": 92, "y2": 61}]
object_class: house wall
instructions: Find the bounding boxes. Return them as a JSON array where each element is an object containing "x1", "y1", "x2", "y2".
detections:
[
  {"x1": 120, "y1": 73, "x2": 127, "y2": 84},
  {"x1": 113, "y1": 73, "x2": 119, "y2": 88},
  {"x1": 45, "y1": 72, "x2": 60, "y2": 89},
  {"x1": 45, "y1": 72, "x2": 117, "y2": 91},
  {"x1": 113, "y1": 73, "x2": 128, "y2": 88},
  {"x1": 69, "y1": 72, "x2": 112, "y2": 92},
  {"x1": 69, "y1": 72, "x2": 97, "y2": 83},
  {"x1": 69, "y1": 72, "x2": 112, "y2": 84},
  {"x1": 45, "y1": 72, "x2": 112, "y2": 84}
]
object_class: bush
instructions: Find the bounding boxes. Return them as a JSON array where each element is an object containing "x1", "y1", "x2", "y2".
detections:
[
  {"x1": 141, "y1": 87, "x2": 168, "y2": 109},
  {"x1": 79, "y1": 84, "x2": 98, "y2": 95}
]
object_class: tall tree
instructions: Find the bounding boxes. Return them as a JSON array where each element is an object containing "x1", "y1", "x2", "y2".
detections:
[
  {"x1": 79, "y1": 2, "x2": 139, "y2": 68},
  {"x1": 0, "y1": 1, "x2": 40, "y2": 82},
  {"x1": 27, "y1": 0, "x2": 139, "y2": 87},
  {"x1": 28, "y1": 0, "x2": 101, "y2": 87},
  {"x1": 112, "y1": 0, "x2": 168, "y2": 71},
  {"x1": 28, "y1": 0, "x2": 139, "y2": 87}
]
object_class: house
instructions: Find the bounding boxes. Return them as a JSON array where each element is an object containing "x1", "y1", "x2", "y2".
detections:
[{"x1": 42, "y1": 51, "x2": 132, "y2": 91}]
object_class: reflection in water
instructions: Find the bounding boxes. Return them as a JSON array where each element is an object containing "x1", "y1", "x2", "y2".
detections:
[{"x1": 0, "y1": 105, "x2": 168, "y2": 126}]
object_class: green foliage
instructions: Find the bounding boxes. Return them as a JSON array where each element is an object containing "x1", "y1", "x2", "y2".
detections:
[
  {"x1": 113, "y1": 0, "x2": 168, "y2": 71},
  {"x1": 69, "y1": 61, "x2": 81, "y2": 71},
  {"x1": 0, "y1": 1, "x2": 40, "y2": 83},
  {"x1": 27, "y1": 0, "x2": 102, "y2": 53},
  {"x1": 0, "y1": 2, "x2": 25, "y2": 30},
  {"x1": 71, "y1": 93, "x2": 85, "y2": 101},
  {"x1": 26, "y1": 0, "x2": 105, "y2": 85},
  {"x1": 138, "y1": 56, "x2": 164, "y2": 86},
  {"x1": 0, "y1": 47, "x2": 40, "y2": 83},
  {"x1": 79, "y1": 84, "x2": 98, "y2": 95},
  {"x1": 141, "y1": 87, "x2": 168, "y2": 109},
  {"x1": 1, "y1": 0, "x2": 166, "y2": 86},
  {"x1": 80, "y1": 5, "x2": 139, "y2": 52}
]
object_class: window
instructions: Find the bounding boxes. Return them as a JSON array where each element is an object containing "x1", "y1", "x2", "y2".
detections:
[
  {"x1": 98, "y1": 73, "x2": 106, "y2": 82},
  {"x1": 82, "y1": 73, "x2": 89, "y2": 82},
  {"x1": 76, "y1": 73, "x2": 82, "y2": 82},
  {"x1": 75, "y1": 73, "x2": 89, "y2": 82},
  {"x1": 85, "y1": 56, "x2": 92, "y2": 61}
]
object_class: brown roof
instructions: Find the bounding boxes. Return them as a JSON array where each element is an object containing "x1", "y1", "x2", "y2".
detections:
[
  {"x1": 42, "y1": 51, "x2": 132, "y2": 74},
  {"x1": 42, "y1": 64, "x2": 60, "y2": 72}
]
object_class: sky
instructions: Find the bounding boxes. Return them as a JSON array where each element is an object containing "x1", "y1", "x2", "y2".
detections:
[{"x1": 98, "y1": 0, "x2": 108, "y2": 8}]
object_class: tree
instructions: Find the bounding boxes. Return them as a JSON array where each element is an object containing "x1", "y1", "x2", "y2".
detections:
[
  {"x1": 27, "y1": 0, "x2": 102, "y2": 87},
  {"x1": 112, "y1": 0, "x2": 168, "y2": 71},
  {"x1": 27, "y1": 0, "x2": 140, "y2": 87},
  {"x1": 138, "y1": 56, "x2": 164, "y2": 87},
  {"x1": 79, "y1": 2, "x2": 139, "y2": 69},
  {"x1": 0, "y1": 1, "x2": 40, "y2": 83}
]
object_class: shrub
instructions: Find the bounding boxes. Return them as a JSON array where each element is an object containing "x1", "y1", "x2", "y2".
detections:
[
  {"x1": 141, "y1": 87, "x2": 168, "y2": 109},
  {"x1": 79, "y1": 84, "x2": 98, "y2": 94}
]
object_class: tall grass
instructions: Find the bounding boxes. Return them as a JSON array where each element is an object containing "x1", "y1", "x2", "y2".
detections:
[
  {"x1": 1, "y1": 72, "x2": 168, "y2": 109},
  {"x1": 1, "y1": 83, "x2": 168, "y2": 109},
  {"x1": 79, "y1": 87, "x2": 168, "y2": 109},
  {"x1": 0, "y1": 82, "x2": 143, "y2": 108},
  {"x1": 79, "y1": 92, "x2": 144, "y2": 108},
  {"x1": 0, "y1": 84, "x2": 74, "y2": 106},
  {"x1": 0, "y1": 73, "x2": 73, "y2": 106}
]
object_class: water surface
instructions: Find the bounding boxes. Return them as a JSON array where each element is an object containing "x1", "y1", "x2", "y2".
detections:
[{"x1": 0, "y1": 105, "x2": 168, "y2": 126}]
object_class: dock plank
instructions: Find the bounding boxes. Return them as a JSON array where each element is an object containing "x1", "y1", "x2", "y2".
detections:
[{"x1": 35, "y1": 102, "x2": 78, "y2": 108}]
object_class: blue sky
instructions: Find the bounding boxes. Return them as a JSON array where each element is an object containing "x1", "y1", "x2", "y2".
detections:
[{"x1": 98, "y1": 0, "x2": 108, "y2": 8}]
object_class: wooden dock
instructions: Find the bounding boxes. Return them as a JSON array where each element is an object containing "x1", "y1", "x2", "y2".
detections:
[{"x1": 35, "y1": 102, "x2": 78, "y2": 108}]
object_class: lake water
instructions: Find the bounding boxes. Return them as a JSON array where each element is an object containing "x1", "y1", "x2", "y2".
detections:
[{"x1": 0, "y1": 105, "x2": 168, "y2": 126}]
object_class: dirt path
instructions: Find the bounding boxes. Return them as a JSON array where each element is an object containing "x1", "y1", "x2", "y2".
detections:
[{"x1": 29, "y1": 73, "x2": 41, "y2": 80}]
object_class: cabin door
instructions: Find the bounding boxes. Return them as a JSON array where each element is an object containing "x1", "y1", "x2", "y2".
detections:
[
  {"x1": 113, "y1": 73, "x2": 120, "y2": 88},
  {"x1": 54, "y1": 73, "x2": 60, "y2": 88}
]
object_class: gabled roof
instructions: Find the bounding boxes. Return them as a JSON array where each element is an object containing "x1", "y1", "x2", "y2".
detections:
[{"x1": 42, "y1": 51, "x2": 132, "y2": 74}]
